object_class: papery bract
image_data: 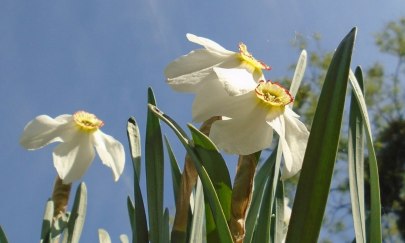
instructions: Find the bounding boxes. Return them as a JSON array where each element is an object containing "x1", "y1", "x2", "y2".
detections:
[{"x1": 20, "y1": 111, "x2": 125, "y2": 184}]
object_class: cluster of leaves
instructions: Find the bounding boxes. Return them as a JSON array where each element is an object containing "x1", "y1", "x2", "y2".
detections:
[
  {"x1": 279, "y1": 17, "x2": 405, "y2": 241},
  {"x1": 122, "y1": 28, "x2": 382, "y2": 243}
]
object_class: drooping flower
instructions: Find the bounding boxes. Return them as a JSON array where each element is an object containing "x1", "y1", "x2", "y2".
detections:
[
  {"x1": 188, "y1": 67, "x2": 309, "y2": 178},
  {"x1": 20, "y1": 111, "x2": 125, "y2": 184},
  {"x1": 165, "y1": 33, "x2": 270, "y2": 93}
]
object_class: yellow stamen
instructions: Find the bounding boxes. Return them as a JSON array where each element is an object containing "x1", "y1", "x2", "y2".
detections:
[
  {"x1": 238, "y1": 43, "x2": 271, "y2": 72},
  {"x1": 73, "y1": 111, "x2": 104, "y2": 132},
  {"x1": 255, "y1": 80, "x2": 293, "y2": 107}
]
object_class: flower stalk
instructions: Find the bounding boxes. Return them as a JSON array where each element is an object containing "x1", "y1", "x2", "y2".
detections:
[
  {"x1": 230, "y1": 154, "x2": 258, "y2": 243},
  {"x1": 51, "y1": 176, "x2": 72, "y2": 218},
  {"x1": 171, "y1": 116, "x2": 221, "y2": 241}
]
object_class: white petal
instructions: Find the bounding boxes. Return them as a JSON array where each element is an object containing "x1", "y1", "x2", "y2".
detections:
[
  {"x1": 281, "y1": 108, "x2": 309, "y2": 179},
  {"x1": 165, "y1": 49, "x2": 227, "y2": 79},
  {"x1": 166, "y1": 66, "x2": 214, "y2": 93},
  {"x1": 213, "y1": 67, "x2": 257, "y2": 96},
  {"x1": 209, "y1": 106, "x2": 274, "y2": 155},
  {"x1": 164, "y1": 34, "x2": 235, "y2": 92},
  {"x1": 93, "y1": 131, "x2": 125, "y2": 182},
  {"x1": 186, "y1": 33, "x2": 234, "y2": 56},
  {"x1": 20, "y1": 114, "x2": 72, "y2": 150},
  {"x1": 192, "y1": 77, "x2": 230, "y2": 122},
  {"x1": 53, "y1": 132, "x2": 95, "y2": 184},
  {"x1": 193, "y1": 87, "x2": 257, "y2": 122},
  {"x1": 267, "y1": 115, "x2": 293, "y2": 172}
]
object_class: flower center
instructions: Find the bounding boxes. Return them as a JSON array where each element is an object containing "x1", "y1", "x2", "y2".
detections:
[
  {"x1": 238, "y1": 43, "x2": 271, "y2": 72},
  {"x1": 255, "y1": 80, "x2": 293, "y2": 107},
  {"x1": 73, "y1": 111, "x2": 104, "y2": 132}
]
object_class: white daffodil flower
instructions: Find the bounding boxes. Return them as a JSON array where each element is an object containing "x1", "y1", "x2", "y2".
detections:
[
  {"x1": 20, "y1": 111, "x2": 125, "y2": 184},
  {"x1": 193, "y1": 68, "x2": 309, "y2": 179},
  {"x1": 165, "y1": 33, "x2": 270, "y2": 92}
]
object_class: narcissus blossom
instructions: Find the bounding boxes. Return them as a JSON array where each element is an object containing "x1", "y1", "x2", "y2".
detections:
[
  {"x1": 165, "y1": 33, "x2": 270, "y2": 93},
  {"x1": 171, "y1": 66, "x2": 309, "y2": 178},
  {"x1": 20, "y1": 111, "x2": 125, "y2": 184}
]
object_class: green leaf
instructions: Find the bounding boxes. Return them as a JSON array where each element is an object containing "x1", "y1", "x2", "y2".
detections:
[
  {"x1": 164, "y1": 136, "x2": 182, "y2": 201},
  {"x1": 126, "y1": 197, "x2": 135, "y2": 232},
  {"x1": 145, "y1": 88, "x2": 165, "y2": 243},
  {"x1": 252, "y1": 177, "x2": 273, "y2": 243},
  {"x1": 127, "y1": 118, "x2": 148, "y2": 243},
  {"x1": 120, "y1": 234, "x2": 130, "y2": 243},
  {"x1": 348, "y1": 67, "x2": 366, "y2": 243},
  {"x1": 0, "y1": 226, "x2": 7, "y2": 243},
  {"x1": 273, "y1": 175, "x2": 285, "y2": 243},
  {"x1": 0, "y1": 226, "x2": 8, "y2": 243},
  {"x1": 162, "y1": 208, "x2": 170, "y2": 243},
  {"x1": 286, "y1": 28, "x2": 357, "y2": 243},
  {"x1": 289, "y1": 49, "x2": 308, "y2": 98},
  {"x1": 98, "y1": 229, "x2": 112, "y2": 243},
  {"x1": 149, "y1": 104, "x2": 233, "y2": 243},
  {"x1": 189, "y1": 179, "x2": 205, "y2": 243},
  {"x1": 40, "y1": 199, "x2": 53, "y2": 243},
  {"x1": 63, "y1": 183, "x2": 87, "y2": 243},
  {"x1": 349, "y1": 70, "x2": 382, "y2": 242},
  {"x1": 188, "y1": 123, "x2": 232, "y2": 240},
  {"x1": 127, "y1": 117, "x2": 142, "y2": 180},
  {"x1": 244, "y1": 148, "x2": 277, "y2": 243}
]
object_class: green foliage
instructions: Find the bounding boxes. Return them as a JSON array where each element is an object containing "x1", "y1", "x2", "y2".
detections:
[
  {"x1": 149, "y1": 104, "x2": 234, "y2": 243},
  {"x1": 348, "y1": 67, "x2": 366, "y2": 242},
  {"x1": 375, "y1": 18, "x2": 405, "y2": 57},
  {"x1": 349, "y1": 69, "x2": 383, "y2": 243},
  {"x1": 164, "y1": 136, "x2": 182, "y2": 202},
  {"x1": 0, "y1": 226, "x2": 8, "y2": 243},
  {"x1": 62, "y1": 183, "x2": 87, "y2": 243},
  {"x1": 38, "y1": 183, "x2": 87, "y2": 243},
  {"x1": 145, "y1": 88, "x2": 166, "y2": 243},
  {"x1": 126, "y1": 117, "x2": 148, "y2": 243},
  {"x1": 373, "y1": 120, "x2": 405, "y2": 239},
  {"x1": 286, "y1": 28, "x2": 356, "y2": 243}
]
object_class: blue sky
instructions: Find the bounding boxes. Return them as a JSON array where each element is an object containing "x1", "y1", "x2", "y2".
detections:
[{"x1": 1, "y1": 0, "x2": 404, "y2": 242}]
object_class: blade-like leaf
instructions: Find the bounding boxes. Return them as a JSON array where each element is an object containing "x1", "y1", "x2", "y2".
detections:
[
  {"x1": 286, "y1": 28, "x2": 357, "y2": 243},
  {"x1": 273, "y1": 175, "x2": 285, "y2": 243},
  {"x1": 149, "y1": 104, "x2": 233, "y2": 243},
  {"x1": 120, "y1": 234, "x2": 130, "y2": 243},
  {"x1": 145, "y1": 88, "x2": 164, "y2": 243},
  {"x1": 126, "y1": 197, "x2": 135, "y2": 232},
  {"x1": 189, "y1": 178, "x2": 205, "y2": 243},
  {"x1": 162, "y1": 208, "x2": 170, "y2": 243},
  {"x1": 289, "y1": 49, "x2": 308, "y2": 99},
  {"x1": 349, "y1": 70, "x2": 382, "y2": 242},
  {"x1": 348, "y1": 67, "x2": 366, "y2": 243},
  {"x1": 244, "y1": 147, "x2": 278, "y2": 243},
  {"x1": 251, "y1": 177, "x2": 273, "y2": 243},
  {"x1": 40, "y1": 199, "x2": 53, "y2": 243},
  {"x1": 98, "y1": 229, "x2": 112, "y2": 243},
  {"x1": 127, "y1": 117, "x2": 142, "y2": 180},
  {"x1": 0, "y1": 225, "x2": 8, "y2": 243},
  {"x1": 164, "y1": 136, "x2": 182, "y2": 201},
  {"x1": 188, "y1": 123, "x2": 232, "y2": 240},
  {"x1": 64, "y1": 183, "x2": 87, "y2": 243},
  {"x1": 127, "y1": 118, "x2": 148, "y2": 243}
]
